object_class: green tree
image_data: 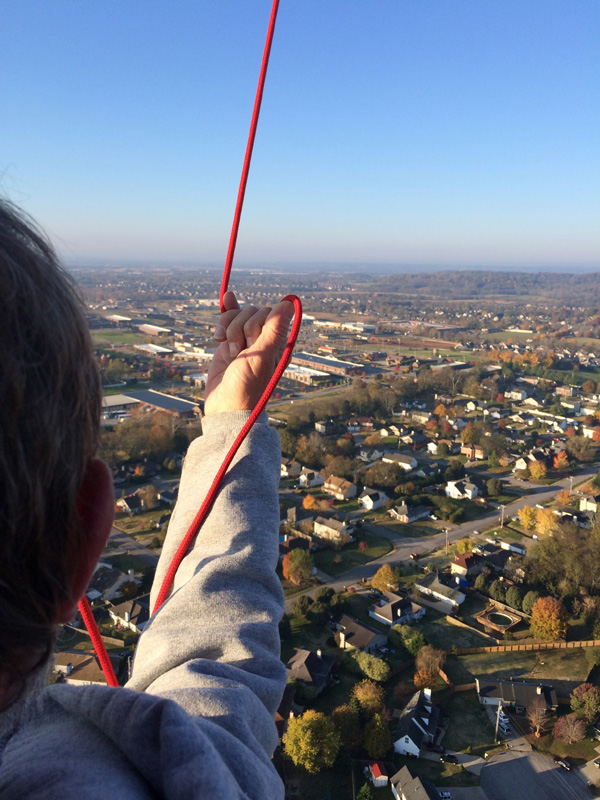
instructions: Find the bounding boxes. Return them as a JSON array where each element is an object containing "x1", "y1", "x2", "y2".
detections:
[
  {"x1": 283, "y1": 710, "x2": 341, "y2": 773},
  {"x1": 486, "y1": 478, "x2": 503, "y2": 497},
  {"x1": 292, "y1": 595, "x2": 313, "y2": 618},
  {"x1": 331, "y1": 704, "x2": 362, "y2": 750},
  {"x1": 306, "y1": 601, "x2": 328, "y2": 625},
  {"x1": 347, "y1": 651, "x2": 391, "y2": 682},
  {"x1": 356, "y1": 784, "x2": 373, "y2": 800},
  {"x1": 522, "y1": 590, "x2": 540, "y2": 616},
  {"x1": 530, "y1": 596, "x2": 568, "y2": 641},
  {"x1": 475, "y1": 573, "x2": 488, "y2": 592},
  {"x1": 282, "y1": 549, "x2": 314, "y2": 585},
  {"x1": 506, "y1": 586, "x2": 522, "y2": 610},
  {"x1": 363, "y1": 713, "x2": 392, "y2": 759},
  {"x1": 314, "y1": 586, "x2": 335, "y2": 605},
  {"x1": 489, "y1": 580, "x2": 506, "y2": 603}
]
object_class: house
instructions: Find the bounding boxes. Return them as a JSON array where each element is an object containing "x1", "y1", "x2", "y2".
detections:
[
  {"x1": 393, "y1": 689, "x2": 440, "y2": 757},
  {"x1": 281, "y1": 458, "x2": 302, "y2": 478},
  {"x1": 369, "y1": 591, "x2": 425, "y2": 626},
  {"x1": 580, "y1": 495, "x2": 600, "y2": 513},
  {"x1": 388, "y1": 503, "x2": 430, "y2": 524},
  {"x1": 358, "y1": 446, "x2": 384, "y2": 463},
  {"x1": 390, "y1": 765, "x2": 440, "y2": 800},
  {"x1": 506, "y1": 388, "x2": 528, "y2": 401},
  {"x1": 460, "y1": 444, "x2": 485, "y2": 461},
  {"x1": 334, "y1": 614, "x2": 387, "y2": 654},
  {"x1": 314, "y1": 419, "x2": 336, "y2": 435},
  {"x1": 157, "y1": 487, "x2": 178, "y2": 506},
  {"x1": 86, "y1": 563, "x2": 138, "y2": 602},
  {"x1": 476, "y1": 678, "x2": 558, "y2": 714},
  {"x1": 346, "y1": 416, "x2": 375, "y2": 432},
  {"x1": 313, "y1": 516, "x2": 350, "y2": 544},
  {"x1": 380, "y1": 424, "x2": 403, "y2": 437},
  {"x1": 275, "y1": 684, "x2": 295, "y2": 741},
  {"x1": 450, "y1": 552, "x2": 483, "y2": 577},
  {"x1": 445, "y1": 480, "x2": 478, "y2": 500},
  {"x1": 382, "y1": 452, "x2": 417, "y2": 471},
  {"x1": 414, "y1": 573, "x2": 465, "y2": 611},
  {"x1": 285, "y1": 648, "x2": 335, "y2": 696},
  {"x1": 401, "y1": 431, "x2": 428, "y2": 448},
  {"x1": 369, "y1": 762, "x2": 389, "y2": 788},
  {"x1": 298, "y1": 468, "x2": 324, "y2": 488},
  {"x1": 107, "y1": 594, "x2": 150, "y2": 633},
  {"x1": 359, "y1": 488, "x2": 390, "y2": 511},
  {"x1": 278, "y1": 535, "x2": 312, "y2": 561},
  {"x1": 411, "y1": 411, "x2": 432, "y2": 425},
  {"x1": 54, "y1": 651, "x2": 120, "y2": 686},
  {"x1": 116, "y1": 493, "x2": 142, "y2": 515},
  {"x1": 323, "y1": 475, "x2": 357, "y2": 501},
  {"x1": 427, "y1": 438, "x2": 459, "y2": 456},
  {"x1": 286, "y1": 505, "x2": 313, "y2": 528}
]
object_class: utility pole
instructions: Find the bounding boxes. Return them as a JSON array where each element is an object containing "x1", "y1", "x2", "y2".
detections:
[
  {"x1": 569, "y1": 475, "x2": 574, "y2": 493},
  {"x1": 495, "y1": 701, "x2": 504, "y2": 741},
  {"x1": 500, "y1": 504, "x2": 505, "y2": 527},
  {"x1": 445, "y1": 527, "x2": 449, "y2": 554}
]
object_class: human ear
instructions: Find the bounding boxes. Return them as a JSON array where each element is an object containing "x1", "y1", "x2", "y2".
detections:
[{"x1": 57, "y1": 458, "x2": 115, "y2": 623}]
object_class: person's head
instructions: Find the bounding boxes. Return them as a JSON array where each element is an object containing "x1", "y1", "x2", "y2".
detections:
[{"x1": 0, "y1": 200, "x2": 113, "y2": 703}]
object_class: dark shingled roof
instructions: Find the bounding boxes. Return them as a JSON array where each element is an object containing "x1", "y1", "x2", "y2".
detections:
[
  {"x1": 390, "y1": 765, "x2": 440, "y2": 800},
  {"x1": 285, "y1": 649, "x2": 335, "y2": 693},
  {"x1": 335, "y1": 614, "x2": 385, "y2": 651},
  {"x1": 394, "y1": 691, "x2": 440, "y2": 751},
  {"x1": 477, "y1": 679, "x2": 558, "y2": 709},
  {"x1": 87, "y1": 564, "x2": 126, "y2": 595}
]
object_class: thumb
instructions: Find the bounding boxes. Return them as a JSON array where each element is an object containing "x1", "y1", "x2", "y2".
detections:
[{"x1": 258, "y1": 300, "x2": 295, "y2": 352}]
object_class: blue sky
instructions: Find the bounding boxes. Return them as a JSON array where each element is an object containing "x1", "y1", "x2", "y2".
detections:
[{"x1": 1, "y1": 0, "x2": 599, "y2": 269}]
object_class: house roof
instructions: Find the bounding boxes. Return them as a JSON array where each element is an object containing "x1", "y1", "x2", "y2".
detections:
[
  {"x1": 477, "y1": 679, "x2": 558, "y2": 709},
  {"x1": 394, "y1": 690, "x2": 440, "y2": 752},
  {"x1": 123, "y1": 389, "x2": 198, "y2": 413},
  {"x1": 54, "y1": 651, "x2": 120, "y2": 685},
  {"x1": 87, "y1": 563, "x2": 126, "y2": 595},
  {"x1": 335, "y1": 614, "x2": 384, "y2": 650},
  {"x1": 286, "y1": 648, "x2": 335, "y2": 691},
  {"x1": 453, "y1": 552, "x2": 480, "y2": 570},
  {"x1": 416, "y1": 572, "x2": 465, "y2": 604},
  {"x1": 314, "y1": 516, "x2": 346, "y2": 532},
  {"x1": 390, "y1": 766, "x2": 440, "y2": 800},
  {"x1": 324, "y1": 475, "x2": 355, "y2": 493},
  {"x1": 370, "y1": 592, "x2": 422, "y2": 624},
  {"x1": 369, "y1": 761, "x2": 388, "y2": 779},
  {"x1": 108, "y1": 594, "x2": 150, "y2": 628}
]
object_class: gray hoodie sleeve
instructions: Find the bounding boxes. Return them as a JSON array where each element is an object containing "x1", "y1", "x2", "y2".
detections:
[{"x1": 126, "y1": 411, "x2": 286, "y2": 790}]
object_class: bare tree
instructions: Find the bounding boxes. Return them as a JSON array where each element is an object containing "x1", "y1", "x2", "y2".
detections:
[
  {"x1": 527, "y1": 698, "x2": 548, "y2": 738},
  {"x1": 415, "y1": 646, "x2": 446, "y2": 676}
]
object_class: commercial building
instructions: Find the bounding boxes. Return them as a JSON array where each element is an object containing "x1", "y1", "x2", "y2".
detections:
[{"x1": 291, "y1": 351, "x2": 364, "y2": 376}]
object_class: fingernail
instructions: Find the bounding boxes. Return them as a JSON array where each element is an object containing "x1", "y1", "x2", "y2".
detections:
[
  {"x1": 246, "y1": 336, "x2": 255, "y2": 348},
  {"x1": 229, "y1": 342, "x2": 241, "y2": 359},
  {"x1": 281, "y1": 300, "x2": 294, "y2": 321},
  {"x1": 214, "y1": 325, "x2": 226, "y2": 341}
]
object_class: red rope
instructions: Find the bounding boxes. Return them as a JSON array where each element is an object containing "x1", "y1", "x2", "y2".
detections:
[
  {"x1": 81, "y1": 0, "x2": 302, "y2": 681},
  {"x1": 78, "y1": 595, "x2": 119, "y2": 687},
  {"x1": 220, "y1": 0, "x2": 281, "y2": 313}
]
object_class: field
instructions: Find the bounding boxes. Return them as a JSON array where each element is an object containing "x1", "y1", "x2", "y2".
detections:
[
  {"x1": 91, "y1": 328, "x2": 148, "y2": 345},
  {"x1": 312, "y1": 532, "x2": 392, "y2": 576}
]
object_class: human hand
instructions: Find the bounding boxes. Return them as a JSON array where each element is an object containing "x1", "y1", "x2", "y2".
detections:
[{"x1": 204, "y1": 291, "x2": 295, "y2": 415}]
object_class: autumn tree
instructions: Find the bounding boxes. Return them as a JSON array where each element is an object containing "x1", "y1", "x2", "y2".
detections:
[
  {"x1": 282, "y1": 549, "x2": 314, "y2": 585},
  {"x1": 593, "y1": 427, "x2": 600, "y2": 443},
  {"x1": 456, "y1": 537, "x2": 476, "y2": 554},
  {"x1": 522, "y1": 590, "x2": 540, "y2": 616},
  {"x1": 552, "y1": 713, "x2": 586, "y2": 745},
  {"x1": 434, "y1": 403, "x2": 447, "y2": 418},
  {"x1": 363, "y1": 713, "x2": 392, "y2": 759},
  {"x1": 529, "y1": 596, "x2": 568, "y2": 641},
  {"x1": 536, "y1": 509, "x2": 560, "y2": 537},
  {"x1": 518, "y1": 506, "x2": 537, "y2": 530},
  {"x1": 137, "y1": 483, "x2": 158, "y2": 509},
  {"x1": 553, "y1": 451, "x2": 569, "y2": 472},
  {"x1": 283, "y1": 710, "x2": 341, "y2": 773},
  {"x1": 557, "y1": 489, "x2": 571, "y2": 506},
  {"x1": 371, "y1": 563, "x2": 400, "y2": 594},
  {"x1": 529, "y1": 461, "x2": 547, "y2": 480},
  {"x1": 331, "y1": 704, "x2": 362, "y2": 750},
  {"x1": 570, "y1": 683, "x2": 600, "y2": 723},
  {"x1": 302, "y1": 494, "x2": 317, "y2": 510},
  {"x1": 414, "y1": 669, "x2": 437, "y2": 689},
  {"x1": 415, "y1": 646, "x2": 446, "y2": 676},
  {"x1": 352, "y1": 680, "x2": 385, "y2": 717},
  {"x1": 527, "y1": 698, "x2": 549, "y2": 737}
]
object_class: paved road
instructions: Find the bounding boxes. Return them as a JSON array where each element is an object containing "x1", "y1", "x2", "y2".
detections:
[
  {"x1": 480, "y1": 750, "x2": 594, "y2": 800},
  {"x1": 106, "y1": 526, "x2": 159, "y2": 568},
  {"x1": 283, "y1": 462, "x2": 600, "y2": 612}
]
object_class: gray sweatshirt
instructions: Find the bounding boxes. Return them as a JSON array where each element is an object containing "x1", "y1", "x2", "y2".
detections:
[{"x1": 0, "y1": 412, "x2": 286, "y2": 799}]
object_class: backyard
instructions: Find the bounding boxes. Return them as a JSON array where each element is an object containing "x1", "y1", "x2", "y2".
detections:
[{"x1": 441, "y1": 691, "x2": 499, "y2": 758}]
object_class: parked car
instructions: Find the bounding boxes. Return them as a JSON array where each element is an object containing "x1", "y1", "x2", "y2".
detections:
[
  {"x1": 425, "y1": 743, "x2": 445, "y2": 754},
  {"x1": 410, "y1": 552, "x2": 419, "y2": 560},
  {"x1": 593, "y1": 757, "x2": 600, "y2": 769},
  {"x1": 553, "y1": 756, "x2": 571, "y2": 771},
  {"x1": 440, "y1": 754, "x2": 458, "y2": 765}
]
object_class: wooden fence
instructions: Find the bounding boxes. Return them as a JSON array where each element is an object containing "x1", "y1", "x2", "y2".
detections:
[{"x1": 455, "y1": 638, "x2": 600, "y2": 656}]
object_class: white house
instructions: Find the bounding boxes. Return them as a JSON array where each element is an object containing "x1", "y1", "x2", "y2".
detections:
[
  {"x1": 298, "y1": 468, "x2": 324, "y2": 489},
  {"x1": 281, "y1": 458, "x2": 302, "y2": 478},
  {"x1": 360, "y1": 488, "x2": 389, "y2": 511},
  {"x1": 313, "y1": 516, "x2": 350, "y2": 544},
  {"x1": 445, "y1": 480, "x2": 478, "y2": 500},
  {"x1": 393, "y1": 689, "x2": 440, "y2": 757},
  {"x1": 54, "y1": 651, "x2": 119, "y2": 686},
  {"x1": 414, "y1": 573, "x2": 465, "y2": 611},
  {"x1": 368, "y1": 762, "x2": 389, "y2": 788},
  {"x1": 322, "y1": 475, "x2": 357, "y2": 501},
  {"x1": 382, "y1": 452, "x2": 417, "y2": 471},
  {"x1": 369, "y1": 591, "x2": 425, "y2": 626}
]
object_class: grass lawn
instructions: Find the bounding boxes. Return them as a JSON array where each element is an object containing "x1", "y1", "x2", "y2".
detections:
[
  {"x1": 391, "y1": 754, "x2": 480, "y2": 787},
  {"x1": 313, "y1": 532, "x2": 392, "y2": 577},
  {"x1": 377, "y1": 519, "x2": 441, "y2": 538},
  {"x1": 113, "y1": 509, "x2": 168, "y2": 535},
  {"x1": 281, "y1": 614, "x2": 333, "y2": 663},
  {"x1": 532, "y1": 726, "x2": 600, "y2": 764},
  {"x1": 103, "y1": 553, "x2": 152, "y2": 574},
  {"x1": 412, "y1": 610, "x2": 495, "y2": 651},
  {"x1": 451, "y1": 647, "x2": 592, "y2": 684},
  {"x1": 441, "y1": 691, "x2": 498, "y2": 757}
]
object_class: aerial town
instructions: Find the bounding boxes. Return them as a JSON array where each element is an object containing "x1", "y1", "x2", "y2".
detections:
[{"x1": 57, "y1": 266, "x2": 600, "y2": 800}]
